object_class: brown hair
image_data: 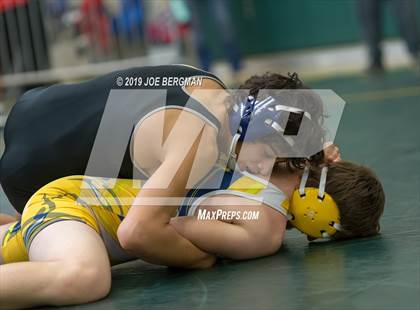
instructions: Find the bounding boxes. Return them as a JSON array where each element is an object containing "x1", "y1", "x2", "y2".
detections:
[
  {"x1": 228, "y1": 72, "x2": 326, "y2": 169},
  {"x1": 306, "y1": 161, "x2": 385, "y2": 240}
]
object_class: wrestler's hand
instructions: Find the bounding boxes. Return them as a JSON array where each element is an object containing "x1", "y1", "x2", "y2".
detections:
[{"x1": 323, "y1": 143, "x2": 341, "y2": 163}]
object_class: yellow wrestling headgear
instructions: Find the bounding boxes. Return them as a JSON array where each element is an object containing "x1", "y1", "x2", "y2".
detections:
[{"x1": 288, "y1": 166, "x2": 342, "y2": 239}]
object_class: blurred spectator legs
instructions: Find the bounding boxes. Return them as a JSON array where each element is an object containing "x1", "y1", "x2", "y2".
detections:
[
  {"x1": 390, "y1": 0, "x2": 420, "y2": 67},
  {"x1": 358, "y1": 0, "x2": 383, "y2": 71},
  {"x1": 358, "y1": 0, "x2": 420, "y2": 72},
  {"x1": 188, "y1": 0, "x2": 242, "y2": 73},
  {"x1": 0, "y1": 0, "x2": 50, "y2": 96},
  {"x1": 0, "y1": 0, "x2": 50, "y2": 74}
]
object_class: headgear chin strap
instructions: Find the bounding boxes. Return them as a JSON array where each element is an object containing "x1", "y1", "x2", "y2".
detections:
[
  {"x1": 288, "y1": 166, "x2": 342, "y2": 240},
  {"x1": 227, "y1": 132, "x2": 241, "y2": 170},
  {"x1": 227, "y1": 95, "x2": 256, "y2": 170}
]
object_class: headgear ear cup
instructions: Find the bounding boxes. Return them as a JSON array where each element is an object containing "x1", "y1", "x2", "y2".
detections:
[
  {"x1": 228, "y1": 94, "x2": 312, "y2": 142},
  {"x1": 288, "y1": 166, "x2": 342, "y2": 239},
  {"x1": 227, "y1": 94, "x2": 313, "y2": 169},
  {"x1": 289, "y1": 188, "x2": 340, "y2": 239}
]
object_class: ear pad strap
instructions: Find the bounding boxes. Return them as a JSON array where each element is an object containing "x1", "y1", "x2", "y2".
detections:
[
  {"x1": 299, "y1": 166, "x2": 309, "y2": 196},
  {"x1": 318, "y1": 166, "x2": 328, "y2": 199}
]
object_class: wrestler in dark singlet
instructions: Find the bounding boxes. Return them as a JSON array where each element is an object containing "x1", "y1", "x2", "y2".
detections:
[{"x1": 0, "y1": 65, "x2": 225, "y2": 212}]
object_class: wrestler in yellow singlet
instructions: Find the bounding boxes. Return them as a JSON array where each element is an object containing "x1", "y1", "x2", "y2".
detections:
[
  {"x1": 1, "y1": 170, "x2": 288, "y2": 264},
  {"x1": 2, "y1": 176, "x2": 142, "y2": 264}
]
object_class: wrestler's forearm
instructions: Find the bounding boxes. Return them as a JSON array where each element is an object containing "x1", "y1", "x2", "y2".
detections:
[
  {"x1": 119, "y1": 121, "x2": 221, "y2": 268},
  {"x1": 120, "y1": 220, "x2": 216, "y2": 268},
  {"x1": 170, "y1": 208, "x2": 287, "y2": 260},
  {"x1": 170, "y1": 216, "x2": 262, "y2": 260},
  {"x1": 118, "y1": 186, "x2": 217, "y2": 268},
  {"x1": 118, "y1": 144, "x2": 217, "y2": 268}
]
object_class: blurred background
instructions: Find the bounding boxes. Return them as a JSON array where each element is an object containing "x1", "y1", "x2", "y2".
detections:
[
  {"x1": 0, "y1": 0, "x2": 419, "y2": 212},
  {"x1": 1, "y1": 0, "x2": 419, "y2": 94}
]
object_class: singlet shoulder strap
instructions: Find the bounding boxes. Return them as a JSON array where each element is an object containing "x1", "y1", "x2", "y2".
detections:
[
  {"x1": 228, "y1": 174, "x2": 289, "y2": 216},
  {"x1": 172, "y1": 64, "x2": 227, "y2": 88},
  {"x1": 172, "y1": 64, "x2": 226, "y2": 132},
  {"x1": 177, "y1": 98, "x2": 221, "y2": 132}
]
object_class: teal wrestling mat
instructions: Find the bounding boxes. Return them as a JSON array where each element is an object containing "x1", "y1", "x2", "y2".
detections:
[{"x1": 1, "y1": 69, "x2": 419, "y2": 310}]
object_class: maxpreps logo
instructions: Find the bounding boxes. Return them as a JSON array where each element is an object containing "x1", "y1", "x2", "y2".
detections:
[
  {"x1": 197, "y1": 209, "x2": 260, "y2": 221},
  {"x1": 79, "y1": 88, "x2": 345, "y2": 196}
]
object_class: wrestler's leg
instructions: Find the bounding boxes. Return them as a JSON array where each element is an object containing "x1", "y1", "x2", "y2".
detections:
[{"x1": 0, "y1": 221, "x2": 111, "y2": 309}]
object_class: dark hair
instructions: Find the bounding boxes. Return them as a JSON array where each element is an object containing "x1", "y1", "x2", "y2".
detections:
[
  {"x1": 229, "y1": 72, "x2": 326, "y2": 169},
  {"x1": 306, "y1": 161, "x2": 385, "y2": 240}
]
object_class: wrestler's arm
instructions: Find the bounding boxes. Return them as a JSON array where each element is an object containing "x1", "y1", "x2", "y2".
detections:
[
  {"x1": 117, "y1": 115, "x2": 218, "y2": 269},
  {"x1": 170, "y1": 196, "x2": 287, "y2": 260}
]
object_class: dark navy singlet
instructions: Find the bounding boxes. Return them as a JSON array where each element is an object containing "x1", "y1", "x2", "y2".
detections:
[{"x1": 0, "y1": 65, "x2": 226, "y2": 212}]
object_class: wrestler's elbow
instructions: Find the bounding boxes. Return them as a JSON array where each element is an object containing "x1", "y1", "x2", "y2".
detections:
[
  {"x1": 117, "y1": 220, "x2": 158, "y2": 255},
  {"x1": 117, "y1": 221, "x2": 138, "y2": 252},
  {"x1": 256, "y1": 214, "x2": 287, "y2": 256},
  {"x1": 259, "y1": 222, "x2": 285, "y2": 255},
  {"x1": 246, "y1": 230, "x2": 284, "y2": 259},
  {"x1": 190, "y1": 254, "x2": 217, "y2": 269},
  {"x1": 265, "y1": 231, "x2": 284, "y2": 255}
]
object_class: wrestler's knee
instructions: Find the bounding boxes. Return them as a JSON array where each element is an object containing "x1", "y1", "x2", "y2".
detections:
[{"x1": 59, "y1": 261, "x2": 111, "y2": 303}]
